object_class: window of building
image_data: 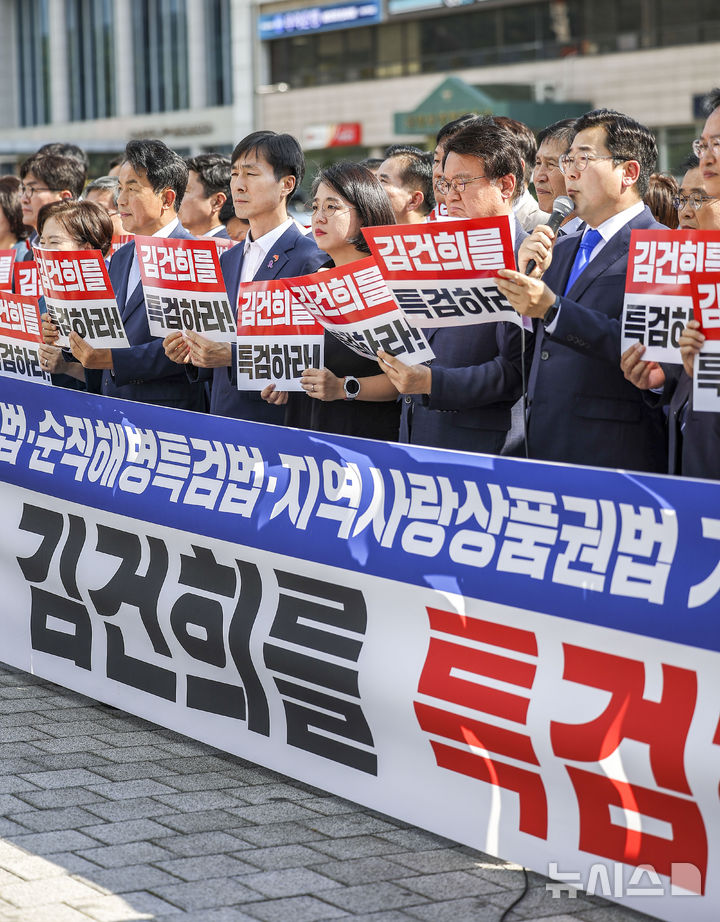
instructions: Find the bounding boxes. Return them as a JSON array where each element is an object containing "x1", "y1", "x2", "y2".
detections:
[
  {"x1": 206, "y1": 0, "x2": 232, "y2": 106},
  {"x1": 132, "y1": 0, "x2": 189, "y2": 114},
  {"x1": 16, "y1": 0, "x2": 51, "y2": 126},
  {"x1": 67, "y1": 0, "x2": 115, "y2": 121}
]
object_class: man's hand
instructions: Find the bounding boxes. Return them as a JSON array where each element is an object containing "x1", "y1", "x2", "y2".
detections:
[
  {"x1": 517, "y1": 224, "x2": 556, "y2": 277},
  {"x1": 679, "y1": 320, "x2": 705, "y2": 379},
  {"x1": 163, "y1": 331, "x2": 190, "y2": 364},
  {"x1": 620, "y1": 342, "x2": 666, "y2": 391},
  {"x1": 495, "y1": 269, "x2": 556, "y2": 319},
  {"x1": 41, "y1": 313, "x2": 59, "y2": 345},
  {"x1": 69, "y1": 332, "x2": 113, "y2": 369},
  {"x1": 261, "y1": 383, "x2": 288, "y2": 405},
  {"x1": 377, "y1": 350, "x2": 431, "y2": 395},
  {"x1": 183, "y1": 330, "x2": 232, "y2": 368}
]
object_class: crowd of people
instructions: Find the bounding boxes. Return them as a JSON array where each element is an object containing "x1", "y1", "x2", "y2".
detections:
[{"x1": 3, "y1": 89, "x2": 719, "y2": 481}]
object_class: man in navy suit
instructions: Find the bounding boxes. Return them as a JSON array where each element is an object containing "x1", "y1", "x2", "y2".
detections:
[
  {"x1": 179, "y1": 153, "x2": 232, "y2": 240},
  {"x1": 379, "y1": 118, "x2": 528, "y2": 453},
  {"x1": 620, "y1": 88, "x2": 720, "y2": 480},
  {"x1": 164, "y1": 132, "x2": 326, "y2": 423},
  {"x1": 497, "y1": 109, "x2": 667, "y2": 473},
  {"x1": 68, "y1": 139, "x2": 206, "y2": 411}
]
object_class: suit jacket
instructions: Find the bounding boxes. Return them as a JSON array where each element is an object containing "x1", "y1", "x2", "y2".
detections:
[
  {"x1": 206, "y1": 226, "x2": 231, "y2": 240},
  {"x1": 400, "y1": 220, "x2": 530, "y2": 453},
  {"x1": 528, "y1": 205, "x2": 667, "y2": 472},
  {"x1": 198, "y1": 223, "x2": 327, "y2": 422},
  {"x1": 514, "y1": 189, "x2": 550, "y2": 233},
  {"x1": 658, "y1": 368, "x2": 720, "y2": 480},
  {"x1": 89, "y1": 222, "x2": 206, "y2": 411}
]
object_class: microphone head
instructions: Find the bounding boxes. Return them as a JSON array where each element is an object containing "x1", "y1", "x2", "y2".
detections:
[{"x1": 552, "y1": 195, "x2": 575, "y2": 218}]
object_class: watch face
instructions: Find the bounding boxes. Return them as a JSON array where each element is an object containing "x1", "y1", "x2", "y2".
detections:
[{"x1": 344, "y1": 376, "x2": 360, "y2": 398}]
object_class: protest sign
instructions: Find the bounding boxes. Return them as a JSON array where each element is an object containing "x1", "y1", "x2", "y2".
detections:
[
  {"x1": 363, "y1": 216, "x2": 520, "y2": 328},
  {"x1": 0, "y1": 292, "x2": 51, "y2": 384},
  {"x1": 135, "y1": 236, "x2": 236, "y2": 341},
  {"x1": 621, "y1": 230, "x2": 720, "y2": 363},
  {"x1": 34, "y1": 248, "x2": 129, "y2": 349},
  {"x1": 0, "y1": 248, "x2": 16, "y2": 290}
]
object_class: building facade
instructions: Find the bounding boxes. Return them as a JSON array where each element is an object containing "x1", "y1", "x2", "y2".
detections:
[{"x1": 1, "y1": 0, "x2": 719, "y2": 176}]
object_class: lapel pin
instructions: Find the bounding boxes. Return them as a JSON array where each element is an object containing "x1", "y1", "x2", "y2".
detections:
[{"x1": 267, "y1": 254, "x2": 279, "y2": 269}]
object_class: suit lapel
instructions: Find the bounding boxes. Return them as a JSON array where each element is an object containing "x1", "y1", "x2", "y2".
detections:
[
  {"x1": 253, "y1": 226, "x2": 300, "y2": 282},
  {"x1": 564, "y1": 226, "x2": 630, "y2": 301}
]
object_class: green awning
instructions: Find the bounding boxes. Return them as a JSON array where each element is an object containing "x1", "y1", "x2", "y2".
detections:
[{"x1": 394, "y1": 76, "x2": 591, "y2": 136}]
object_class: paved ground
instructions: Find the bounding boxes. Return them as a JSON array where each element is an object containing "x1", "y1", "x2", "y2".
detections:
[{"x1": 0, "y1": 663, "x2": 660, "y2": 922}]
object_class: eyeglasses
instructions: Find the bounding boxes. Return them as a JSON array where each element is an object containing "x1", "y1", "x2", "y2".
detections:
[
  {"x1": 435, "y1": 175, "x2": 489, "y2": 195},
  {"x1": 691, "y1": 136, "x2": 720, "y2": 158},
  {"x1": 19, "y1": 184, "x2": 54, "y2": 199},
  {"x1": 305, "y1": 201, "x2": 355, "y2": 218},
  {"x1": 673, "y1": 193, "x2": 717, "y2": 211},
  {"x1": 558, "y1": 153, "x2": 624, "y2": 175}
]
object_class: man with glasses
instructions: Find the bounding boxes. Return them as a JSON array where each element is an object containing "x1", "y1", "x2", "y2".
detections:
[
  {"x1": 534, "y1": 118, "x2": 584, "y2": 237},
  {"x1": 379, "y1": 117, "x2": 527, "y2": 453},
  {"x1": 19, "y1": 152, "x2": 86, "y2": 248},
  {"x1": 496, "y1": 108, "x2": 667, "y2": 472}
]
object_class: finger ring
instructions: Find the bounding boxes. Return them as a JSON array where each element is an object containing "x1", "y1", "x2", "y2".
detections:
[{"x1": 311, "y1": 384, "x2": 316, "y2": 392}]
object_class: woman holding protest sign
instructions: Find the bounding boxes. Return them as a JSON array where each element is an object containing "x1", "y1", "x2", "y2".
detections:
[
  {"x1": 38, "y1": 199, "x2": 113, "y2": 387},
  {"x1": 262, "y1": 161, "x2": 401, "y2": 440}
]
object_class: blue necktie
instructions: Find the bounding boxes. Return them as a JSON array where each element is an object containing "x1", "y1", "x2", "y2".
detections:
[{"x1": 563, "y1": 228, "x2": 602, "y2": 295}]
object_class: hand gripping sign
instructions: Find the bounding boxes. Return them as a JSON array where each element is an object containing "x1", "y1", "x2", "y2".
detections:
[
  {"x1": 34, "y1": 248, "x2": 129, "y2": 350},
  {"x1": 621, "y1": 230, "x2": 720, "y2": 364},
  {"x1": 136, "y1": 236, "x2": 236, "y2": 342},
  {"x1": 363, "y1": 216, "x2": 521, "y2": 328},
  {"x1": 285, "y1": 257, "x2": 434, "y2": 365},
  {"x1": 0, "y1": 291, "x2": 51, "y2": 385},
  {"x1": 236, "y1": 277, "x2": 326, "y2": 391}
]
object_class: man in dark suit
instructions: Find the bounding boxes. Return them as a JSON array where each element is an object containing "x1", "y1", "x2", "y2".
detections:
[
  {"x1": 164, "y1": 132, "x2": 326, "y2": 423},
  {"x1": 379, "y1": 118, "x2": 529, "y2": 453},
  {"x1": 496, "y1": 108, "x2": 668, "y2": 473},
  {"x1": 179, "y1": 153, "x2": 232, "y2": 240},
  {"x1": 620, "y1": 88, "x2": 720, "y2": 480},
  {"x1": 68, "y1": 139, "x2": 205, "y2": 411}
]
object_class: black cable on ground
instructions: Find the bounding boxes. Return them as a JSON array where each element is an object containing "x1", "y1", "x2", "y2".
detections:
[{"x1": 498, "y1": 866, "x2": 530, "y2": 922}]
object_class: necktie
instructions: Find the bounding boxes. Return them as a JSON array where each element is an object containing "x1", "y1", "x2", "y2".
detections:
[{"x1": 563, "y1": 228, "x2": 602, "y2": 295}]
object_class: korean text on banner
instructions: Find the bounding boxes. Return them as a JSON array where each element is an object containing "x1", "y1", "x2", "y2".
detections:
[
  {"x1": 1, "y1": 379, "x2": 720, "y2": 922},
  {"x1": 236, "y1": 277, "x2": 325, "y2": 390},
  {"x1": 0, "y1": 291, "x2": 51, "y2": 384},
  {"x1": 691, "y1": 272, "x2": 720, "y2": 412},
  {"x1": 34, "y1": 248, "x2": 129, "y2": 349},
  {"x1": 621, "y1": 230, "x2": 720, "y2": 363},
  {"x1": 363, "y1": 216, "x2": 520, "y2": 328},
  {"x1": 286, "y1": 256, "x2": 434, "y2": 364},
  {"x1": 109, "y1": 234, "x2": 134, "y2": 258},
  {"x1": 0, "y1": 248, "x2": 17, "y2": 290},
  {"x1": 13, "y1": 262, "x2": 41, "y2": 299},
  {"x1": 135, "y1": 235, "x2": 236, "y2": 342}
]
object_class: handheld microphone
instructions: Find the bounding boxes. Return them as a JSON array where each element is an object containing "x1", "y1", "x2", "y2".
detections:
[{"x1": 524, "y1": 195, "x2": 575, "y2": 276}]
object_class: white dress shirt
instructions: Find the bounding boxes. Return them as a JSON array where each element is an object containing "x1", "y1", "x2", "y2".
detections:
[{"x1": 240, "y1": 218, "x2": 294, "y2": 283}]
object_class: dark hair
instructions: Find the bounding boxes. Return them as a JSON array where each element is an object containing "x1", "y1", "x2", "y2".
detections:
[
  {"x1": 37, "y1": 142, "x2": 90, "y2": 173},
  {"x1": 677, "y1": 153, "x2": 700, "y2": 173},
  {"x1": 231, "y1": 131, "x2": 305, "y2": 204},
  {"x1": 37, "y1": 200, "x2": 114, "y2": 256},
  {"x1": 380, "y1": 147, "x2": 435, "y2": 215},
  {"x1": 644, "y1": 173, "x2": 678, "y2": 229},
  {"x1": 436, "y1": 114, "x2": 478, "y2": 147},
  {"x1": 108, "y1": 155, "x2": 123, "y2": 171},
  {"x1": 0, "y1": 176, "x2": 28, "y2": 240},
  {"x1": 536, "y1": 118, "x2": 576, "y2": 151},
  {"x1": 186, "y1": 153, "x2": 231, "y2": 198},
  {"x1": 570, "y1": 108, "x2": 658, "y2": 198},
  {"x1": 358, "y1": 157, "x2": 384, "y2": 173},
  {"x1": 492, "y1": 116, "x2": 537, "y2": 187},
  {"x1": 219, "y1": 194, "x2": 236, "y2": 225},
  {"x1": 312, "y1": 161, "x2": 396, "y2": 255},
  {"x1": 444, "y1": 117, "x2": 524, "y2": 200},
  {"x1": 20, "y1": 153, "x2": 86, "y2": 199},
  {"x1": 123, "y1": 139, "x2": 188, "y2": 211},
  {"x1": 703, "y1": 88, "x2": 720, "y2": 115}
]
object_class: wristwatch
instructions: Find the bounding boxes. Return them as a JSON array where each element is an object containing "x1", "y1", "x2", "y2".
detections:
[
  {"x1": 542, "y1": 294, "x2": 561, "y2": 329},
  {"x1": 343, "y1": 375, "x2": 360, "y2": 400}
]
